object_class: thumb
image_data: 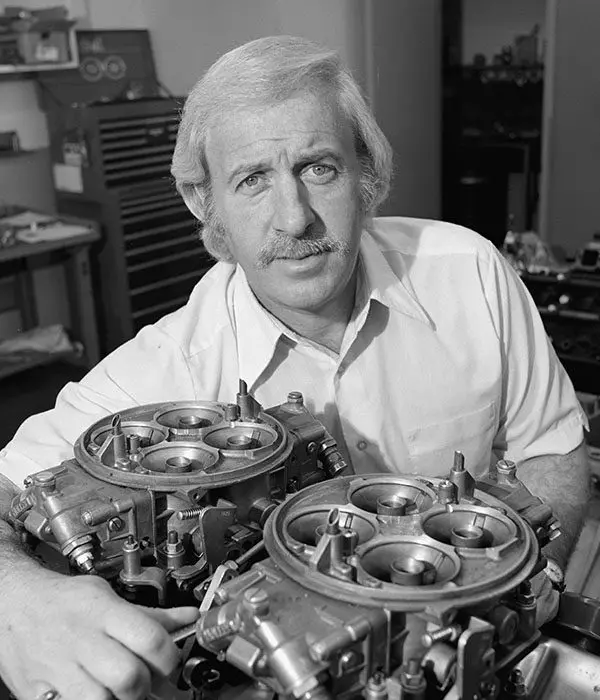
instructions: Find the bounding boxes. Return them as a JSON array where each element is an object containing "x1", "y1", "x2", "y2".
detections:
[{"x1": 142, "y1": 606, "x2": 200, "y2": 632}]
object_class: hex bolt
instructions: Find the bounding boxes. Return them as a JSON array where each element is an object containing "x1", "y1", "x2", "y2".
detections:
[
  {"x1": 287, "y1": 391, "x2": 304, "y2": 405},
  {"x1": 364, "y1": 671, "x2": 387, "y2": 700},
  {"x1": 75, "y1": 552, "x2": 95, "y2": 574},
  {"x1": 504, "y1": 669, "x2": 527, "y2": 697},
  {"x1": 400, "y1": 659, "x2": 427, "y2": 695}
]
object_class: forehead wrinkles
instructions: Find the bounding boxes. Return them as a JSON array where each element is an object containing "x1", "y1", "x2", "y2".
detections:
[{"x1": 206, "y1": 92, "x2": 355, "y2": 167}]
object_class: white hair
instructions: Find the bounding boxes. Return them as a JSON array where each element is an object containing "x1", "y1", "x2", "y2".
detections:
[{"x1": 171, "y1": 35, "x2": 393, "y2": 261}]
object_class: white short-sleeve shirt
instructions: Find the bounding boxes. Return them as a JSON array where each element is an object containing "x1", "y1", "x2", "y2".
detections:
[{"x1": 0, "y1": 217, "x2": 587, "y2": 487}]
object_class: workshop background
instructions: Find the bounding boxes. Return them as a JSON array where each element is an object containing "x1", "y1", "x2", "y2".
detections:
[{"x1": 1, "y1": 0, "x2": 600, "y2": 591}]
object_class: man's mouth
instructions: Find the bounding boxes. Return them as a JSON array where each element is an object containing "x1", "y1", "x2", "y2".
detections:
[{"x1": 279, "y1": 251, "x2": 323, "y2": 261}]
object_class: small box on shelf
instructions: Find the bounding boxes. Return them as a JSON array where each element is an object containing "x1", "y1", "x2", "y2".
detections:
[{"x1": 0, "y1": 5, "x2": 77, "y2": 72}]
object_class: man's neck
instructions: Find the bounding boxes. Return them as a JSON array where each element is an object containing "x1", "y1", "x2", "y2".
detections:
[{"x1": 257, "y1": 277, "x2": 357, "y2": 355}]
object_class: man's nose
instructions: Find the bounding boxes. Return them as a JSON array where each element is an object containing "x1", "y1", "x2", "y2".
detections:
[{"x1": 272, "y1": 177, "x2": 315, "y2": 236}]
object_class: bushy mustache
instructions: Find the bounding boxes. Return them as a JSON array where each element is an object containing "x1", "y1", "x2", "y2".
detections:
[{"x1": 256, "y1": 235, "x2": 350, "y2": 268}]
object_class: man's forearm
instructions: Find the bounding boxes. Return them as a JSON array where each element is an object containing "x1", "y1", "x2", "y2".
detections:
[{"x1": 517, "y1": 441, "x2": 591, "y2": 569}]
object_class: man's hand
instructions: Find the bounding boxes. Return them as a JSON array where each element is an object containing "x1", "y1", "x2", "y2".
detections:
[{"x1": 0, "y1": 570, "x2": 198, "y2": 700}]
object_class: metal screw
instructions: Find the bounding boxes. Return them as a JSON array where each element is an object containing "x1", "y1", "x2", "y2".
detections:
[
  {"x1": 365, "y1": 670, "x2": 387, "y2": 692},
  {"x1": 497, "y1": 459, "x2": 517, "y2": 476},
  {"x1": 199, "y1": 619, "x2": 240, "y2": 644},
  {"x1": 107, "y1": 517, "x2": 123, "y2": 532},
  {"x1": 422, "y1": 624, "x2": 461, "y2": 648},
  {"x1": 480, "y1": 680, "x2": 497, "y2": 697},
  {"x1": 123, "y1": 535, "x2": 137, "y2": 550},
  {"x1": 177, "y1": 507, "x2": 204, "y2": 520},
  {"x1": 339, "y1": 650, "x2": 358, "y2": 672},
  {"x1": 243, "y1": 587, "x2": 270, "y2": 616}
]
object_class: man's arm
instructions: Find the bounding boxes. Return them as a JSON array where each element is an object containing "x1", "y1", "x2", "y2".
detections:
[{"x1": 517, "y1": 441, "x2": 591, "y2": 570}]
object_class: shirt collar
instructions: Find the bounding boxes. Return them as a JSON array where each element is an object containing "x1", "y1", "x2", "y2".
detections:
[
  {"x1": 359, "y1": 227, "x2": 434, "y2": 327},
  {"x1": 231, "y1": 266, "x2": 286, "y2": 392}
]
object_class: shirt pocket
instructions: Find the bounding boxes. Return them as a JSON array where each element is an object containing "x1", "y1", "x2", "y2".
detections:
[{"x1": 406, "y1": 401, "x2": 497, "y2": 478}]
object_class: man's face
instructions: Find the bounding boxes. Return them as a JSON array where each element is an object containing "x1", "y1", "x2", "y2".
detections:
[{"x1": 205, "y1": 89, "x2": 364, "y2": 317}]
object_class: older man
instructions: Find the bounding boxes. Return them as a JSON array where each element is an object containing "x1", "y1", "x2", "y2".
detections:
[{"x1": 0, "y1": 36, "x2": 589, "y2": 700}]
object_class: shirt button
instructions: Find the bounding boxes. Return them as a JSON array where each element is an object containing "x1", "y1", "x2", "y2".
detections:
[{"x1": 357, "y1": 440, "x2": 368, "y2": 451}]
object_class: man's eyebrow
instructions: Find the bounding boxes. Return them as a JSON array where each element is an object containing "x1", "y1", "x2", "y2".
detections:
[{"x1": 297, "y1": 147, "x2": 345, "y2": 164}]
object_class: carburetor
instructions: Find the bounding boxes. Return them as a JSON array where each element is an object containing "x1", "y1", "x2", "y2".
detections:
[
  {"x1": 8, "y1": 381, "x2": 348, "y2": 606},
  {"x1": 181, "y1": 454, "x2": 562, "y2": 700}
]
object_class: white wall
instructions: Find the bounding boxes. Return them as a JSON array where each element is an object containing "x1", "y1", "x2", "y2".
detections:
[
  {"x1": 275, "y1": 0, "x2": 367, "y2": 89},
  {"x1": 366, "y1": 0, "x2": 441, "y2": 219},
  {"x1": 142, "y1": 0, "x2": 279, "y2": 96},
  {"x1": 140, "y1": 0, "x2": 367, "y2": 97},
  {"x1": 540, "y1": 0, "x2": 600, "y2": 255}
]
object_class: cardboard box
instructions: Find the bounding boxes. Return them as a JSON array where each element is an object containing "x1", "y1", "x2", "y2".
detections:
[{"x1": 16, "y1": 24, "x2": 72, "y2": 63}]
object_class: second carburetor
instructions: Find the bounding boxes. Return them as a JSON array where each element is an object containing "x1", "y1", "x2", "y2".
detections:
[
  {"x1": 8, "y1": 381, "x2": 348, "y2": 606},
  {"x1": 187, "y1": 456, "x2": 561, "y2": 700}
]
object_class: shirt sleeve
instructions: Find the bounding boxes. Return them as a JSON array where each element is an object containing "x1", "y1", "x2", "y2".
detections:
[
  {"x1": 0, "y1": 324, "x2": 195, "y2": 489},
  {"x1": 485, "y1": 248, "x2": 588, "y2": 463}
]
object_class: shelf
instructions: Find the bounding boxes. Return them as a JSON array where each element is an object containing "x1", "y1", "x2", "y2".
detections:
[
  {"x1": 523, "y1": 272, "x2": 600, "y2": 290},
  {"x1": 0, "y1": 349, "x2": 80, "y2": 381},
  {"x1": 538, "y1": 307, "x2": 600, "y2": 323},
  {"x1": 0, "y1": 149, "x2": 37, "y2": 159},
  {"x1": 0, "y1": 27, "x2": 79, "y2": 76},
  {"x1": 558, "y1": 353, "x2": 600, "y2": 368},
  {"x1": 0, "y1": 59, "x2": 77, "y2": 74}
]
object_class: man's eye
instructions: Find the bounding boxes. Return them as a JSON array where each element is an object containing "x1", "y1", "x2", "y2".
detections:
[
  {"x1": 240, "y1": 174, "x2": 261, "y2": 189},
  {"x1": 304, "y1": 163, "x2": 337, "y2": 182}
]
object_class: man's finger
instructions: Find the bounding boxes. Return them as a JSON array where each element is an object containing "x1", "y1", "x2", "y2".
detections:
[
  {"x1": 142, "y1": 607, "x2": 200, "y2": 632},
  {"x1": 104, "y1": 605, "x2": 188, "y2": 678}
]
